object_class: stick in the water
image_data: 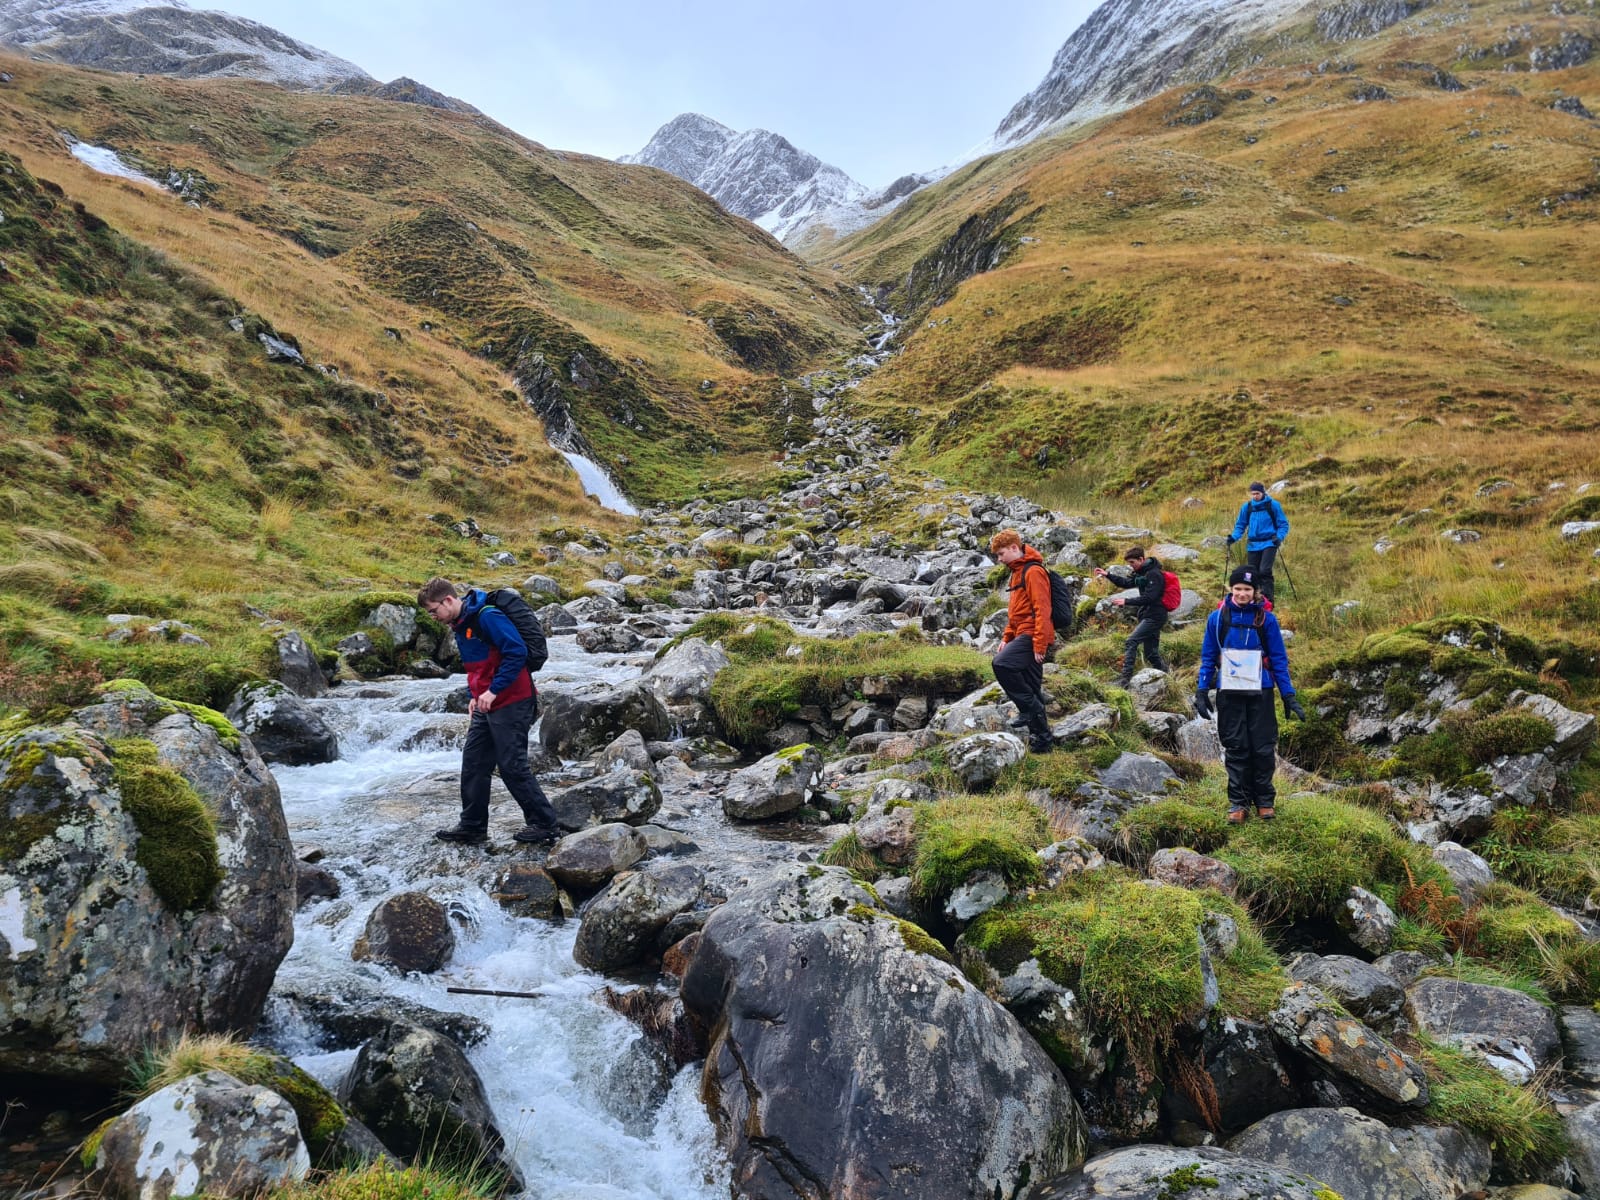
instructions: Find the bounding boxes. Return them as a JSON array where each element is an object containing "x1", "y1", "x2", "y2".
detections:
[{"x1": 446, "y1": 986, "x2": 548, "y2": 1000}]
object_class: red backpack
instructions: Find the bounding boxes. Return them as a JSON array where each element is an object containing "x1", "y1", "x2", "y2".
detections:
[{"x1": 1160, "y1": 571, "x2": 1182, "y2": 612}]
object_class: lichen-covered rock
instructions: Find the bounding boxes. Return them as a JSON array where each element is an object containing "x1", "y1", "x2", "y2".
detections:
[
  {"x1": 1175, "y1": 715, "x2": 1223, "y2": 762},
  {"x1": 352, "y1": 891, "x2": 455, "y2": 974},
  {"x1": 1149, "y1": 847, "x2": 1238, "y2": 895},
  {"x1": 1127, "y1": 668, "x2": 1168, "y2": 709},
  {"x1": 573, "y1": 862, "x2": 704, "y2": 973},
  {"x1": 1431, "y1": 841, "x2": 1494, "y2": 905},
  {"x1": 1051, "y1": 702, "x2": 1120, "y2": 745},
  {"x1": 1035, "y1": 1144, "x2": 1333, "y2": 1199},
  {"x1": 1037, "y1": 837, "x2": 1106, "y2": 887},
  {"x1": 722, "y1": 744, "x2": 823, "y2": 819},
  {"x1": 1162, "y1": 1017, "x2": 1297, "y2": 1136},
  {"x1": 94, "y1": 1070, "x2": 309, "y2": 1200},
  {"x1": 855, "y1": 804, "x2": 917, "y2": 865},
  {"x1": 947, "y1": 731, "x2": 1026, "y2": 790},
  {"x1": 944, "y1": 868, "x2": 1009, "y2": 926},
  {"x1": 339, "y1": 1022, "x2": 522, "y2": 1193},
  {"x1": 550, "y1": 767, "x2": 663, "y2": 829},
  {"x1": 681, "y1": 863, "x2": 1085, "y2": 1199},
  {"x1": 545, "y1": 823, "x2": 648, "y2": 891},
  {"x1": 1512, "y1": 689, "x2": 1597, "y2": 761},
  {"x1": 1, "y1": 687, "x2": 295, "y2": 1084},
  {"x1": 1405, "y1": 977, "x2": 1558, "y2": 1083},
  {"x1": 1337, "y1": 885, "x2": 1398, "y2": 955},
  {"x1": 643, "y1": 636, "x2": 730, "y2": 732},
  {"x1": 958, "y1": 949, "x2": 1108, "y2": 1086},
  {"x1": 273, "y1": 629, "x2": 327, "y2": 697},
  {"x1": 1227, "y1": 1107, "x2": 1490, "y2": 1200},
  {"x1": 595, "y1": 727, "x2": 656, "y2": 777},
  {"x1": 1286, "y1": 953, "x2": 1404, "y2": 1023},
  {"x1": 1096, "y1": 751, "x2": 1178, "y2": 796},
  {"x1": 1568, "y1": 1101, "x2": 1600, "y2": 1193},
  {"x1": 225, "y1": 680, "x2": 338, "y2": 766},
  {"x1": 538, "y1": 680, "x2": 671, "y2": 759},
  {"x1": 1268, "y1": 983, "x2": 1428, "y2": 1108}
]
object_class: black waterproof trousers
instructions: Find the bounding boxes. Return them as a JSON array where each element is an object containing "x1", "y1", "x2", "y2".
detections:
[
  {"x1": 1119, "y1": 610, "x2": 1169, "y2": 679},
  {"x1": 1247, "y1": 545, "x2": 1279, "y2": 602},
  {"x1": 1217, "y1": 688, "x2": 1278, "y2": 811},
  {"x1": 459, "y1": 695, "x2": 559, "y2": 834},
  {"x1": 993, "y1": 637, "x2": 1051, "y2": 743}
]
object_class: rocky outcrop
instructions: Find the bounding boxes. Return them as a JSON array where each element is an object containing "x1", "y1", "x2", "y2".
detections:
[
  {"x1": 1405, "y1": 977, "x2": 1559, "y2": 1083},
  {"x1": 1, "y1": 685, "x2": 295, "y2": 1083},
  {"x1": 681, "y1": 863, "x2": 1086, "y2": 1199},
  {"x1": 93, "y1": 1070, "x2": 309, "y2": 1200}
]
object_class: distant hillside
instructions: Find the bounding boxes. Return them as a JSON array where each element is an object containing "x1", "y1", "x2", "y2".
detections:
[{"x1": 0, "y1": 53, "x2": 868, "y2": 507}]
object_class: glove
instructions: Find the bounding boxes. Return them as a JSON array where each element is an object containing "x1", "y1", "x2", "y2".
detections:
[
  {"x1": 1272, "y1": 539, "x2": 1282, "y2": 548},
  {"x1": 1193, "y1": 689, "x2": 1213, "y2": 720},
  {"x1": 1283, "y1": 695, "x2": 1306, "y2": 721},
  {"x1": 1225, "y1": 535, "x2": 1237, "y2": 546}
]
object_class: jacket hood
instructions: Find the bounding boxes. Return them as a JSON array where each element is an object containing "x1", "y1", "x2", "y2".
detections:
[
  {"x1": 1013, "y1": 545, "x2": 1046, "y2": 570},
  {"x1": 455, "y1": 587, "x2": 489, "y2": 623}
]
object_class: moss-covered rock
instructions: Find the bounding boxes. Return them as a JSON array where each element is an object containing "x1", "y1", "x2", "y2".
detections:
[{"x1": 111, "y1": 738, "x2": 223, "y2": 912}]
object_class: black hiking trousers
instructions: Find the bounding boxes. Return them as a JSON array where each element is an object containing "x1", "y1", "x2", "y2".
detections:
[
  {"x1": 1247, "y1": 544, "x2": 1279, "y2": 602},
  {"x1": 1217, "y1": 688, "x2": 1278, "y2": 812},
  {"x1": 993, "y1": 637, "x2": 1051, "y2": 742},
  {"x1": 1119, "y1": 610, "x2": 1169, "y2": 679},
  {"x1": 459, "y1": 695, "x2": 559, "y2": 834}
]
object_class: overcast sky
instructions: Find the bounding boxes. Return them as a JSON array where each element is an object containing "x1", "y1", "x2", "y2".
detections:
[{"x1": 211, "y1": 0, "x2": 1099, "y2": 187}]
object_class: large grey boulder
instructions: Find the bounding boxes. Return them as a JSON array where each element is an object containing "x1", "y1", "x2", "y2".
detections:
[
  {"x1": 681, "y1": 863, "x2": 1086, "y2": 1199},
  {"x1": 1096, "y1": 751, "x2": 1178, "y2": 796},
  {"x1": 94, "y1": 1070, "x2": 309, "y2": 1200},
  {"x1": 573, "y1": 862, "x2": 704, "y2": 974},
  {"x1": 363, "y1": 602, "x2": 418, "y2": 650},
  {"x1": 225, "y1": 680, "x2": 338, "y2": 765},
  {"x1": 1431, "y1": 841, "x2": 1494, "y2": 906},
  {"x1": 1405, "y1": 977, "x2": 1559, "y2": 1083},
  {"x1": 1512, "y1": 689, "x2": 1597, "y2": 760},
  {"x1": 722, "y1": 744, "x2": 823, "y2": 820},
  {"x1": 538, "y1": 680, "x2": 671, "y2": 759},
  {"x1": 549, "y1": 767, "x2": 663, "y2": 830},
  {"x1": 1227, "y1": 1107, "x2": 1490, "y2": 1200},
  {"x1": 644, "y1": 636, "x2": 731, "y2": 731},
  {"x1": 1051, "y1": 702, "x2": 1120, "y2": 745},
  {"x1": 2, "y1": 686, "x2": 295, "y2": 1084},
  {"x1": 1175, "y1": 716, "x2": 1223, "y2": 762},
  {"x1": 339, "y1": 1022, "x2": 522, "y2": 1193},
  {"x1": 1286, "y1": 954, "x2": 1404, "y2": 1023},
  {"x1": 1337, "y1": 885, "x2": 1398, "y2": 956},
  {"x1": 1269, "y1": 983, "x2": 1428, "y2": 1108},
  {"x1": 1035, "y1": 1144, "x2": 1332, "y2": 1199},
  {"x1": 545, "y1": 823, "x2": 648, "y2": 891},
  {"x1": 947, "y1": 731, "x2": 1026, "y2": 790}
]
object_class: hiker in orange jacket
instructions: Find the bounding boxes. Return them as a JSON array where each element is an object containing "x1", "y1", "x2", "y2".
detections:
[{"x1": 991, "y1": 529, "x2": 1054, "y2": 753}]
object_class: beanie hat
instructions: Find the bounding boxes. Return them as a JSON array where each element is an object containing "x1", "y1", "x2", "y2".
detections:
[
  {"x1": 1248, "y1": 481, "x2": 1267, "y2": 495},
  {"x1": 1229, "y1": 565, "x2": 1259, "y2": 588}
]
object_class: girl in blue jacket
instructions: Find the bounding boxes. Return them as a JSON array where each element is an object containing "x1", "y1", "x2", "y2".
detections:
[
  {"x1": 1195, "y1": 565, "x2": 1306, "y2": 822},
  {"x1": 1227, "y1": 481, "x2": 1289, "y2": 602}
]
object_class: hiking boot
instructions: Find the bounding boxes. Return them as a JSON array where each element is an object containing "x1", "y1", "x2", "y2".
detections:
[
  {"x1": 435, "y1": 824, "x2": 488, "y2": 844},
  {"x1": 1029, "y1": 735, "x2": 1054, "y2": 754},
  {"x1": 1112, "y1": 674, "x2": 1132, "y2": 691},
  {"x1": 1226, "y1": 808, "x2": 1247, "y2": 824},
  {"x1": 1255, "y1": 806, "x2": 1276, "y2": 821},
  {"x1": 513, "y1": 824, "x2": 561, "y2": 846},
  {"x1": 1007, "y1": 715, "x2": 1030, "y2": 730}
]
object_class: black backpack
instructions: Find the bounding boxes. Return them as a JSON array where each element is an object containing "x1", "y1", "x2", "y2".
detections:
[
  {"x1": 480, "y1": 587, "x2": 549, "y2": 672},
  {"x1": 1015, "y1": 562, "x2": 1076, "y2": 637}
]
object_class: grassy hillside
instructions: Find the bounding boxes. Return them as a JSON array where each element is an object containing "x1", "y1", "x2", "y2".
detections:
[
  {"x1": 832, "y1": 0, "x2": 1599, "y2": 647},
  {"x1": 0, "y1": 52, "x2": 869, "y2": 502}
]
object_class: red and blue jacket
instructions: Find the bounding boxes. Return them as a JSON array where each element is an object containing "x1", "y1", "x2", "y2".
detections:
[{"x1": 451, "y1": 589, "x2": 534, "y2": 708}]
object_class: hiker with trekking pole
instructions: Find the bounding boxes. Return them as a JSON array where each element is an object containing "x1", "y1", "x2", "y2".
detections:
[{"x1": 1226, "y1": 481, "x2": 1290, "y2": 603}]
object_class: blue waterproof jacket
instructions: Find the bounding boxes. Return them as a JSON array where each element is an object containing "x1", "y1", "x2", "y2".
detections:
[
  {"x1": 1197, "y1": 599, "x2": 1295, "y2": 697},
  {"x1": 451, "y1": 588, "x2": 533, "y2": 703},
  {"x1": 1231, "y1": 496, "x2": 1289, "y2": 551}
]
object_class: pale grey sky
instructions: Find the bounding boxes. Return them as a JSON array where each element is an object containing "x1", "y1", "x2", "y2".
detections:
[{"x1": 212, "y1": 0, "x2": 1099, "y2": 188}]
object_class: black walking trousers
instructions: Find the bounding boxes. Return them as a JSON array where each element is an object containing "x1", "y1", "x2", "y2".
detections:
[
  {"x1": 1247, "y1": 544, "x2": 1279, "y2": 601},
  {"x1": 1120, "y1": 611, "x2": 1169, "y2": 676},
  {"x1": 1217, "y1": 688, "x2": 1278, "y2": 811},
  {"x1": 993, "y1": 637, "x2": 1050, "y2": 739},
  {"x1": 459, "y1": 695, "x2": 559, "y2": 833}
]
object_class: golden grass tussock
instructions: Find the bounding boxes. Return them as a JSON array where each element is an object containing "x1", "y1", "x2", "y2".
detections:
[{"x1": 17, "y1": 528, "x2": 107, "y2": 564}]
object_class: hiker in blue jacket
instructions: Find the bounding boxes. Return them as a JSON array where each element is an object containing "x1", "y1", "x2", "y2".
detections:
[
  {"x1": 1227, "y1": 481, "x2": 1289, "y2": 602},
  {"x1": 1195, "y1": 565, "x2": 1306, "y2": 823}
]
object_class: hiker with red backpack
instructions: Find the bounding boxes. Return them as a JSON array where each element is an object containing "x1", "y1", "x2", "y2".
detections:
[
  {"x1": 1094, "y1": 546, "x2": 1175, "y2": 689},
  {"x1": 417, "y1": 577, "x2": 560, "y2": 846},
  {"x1": 1194, "y1": 565, "x2": 1307, "y2": 823},
  {"x1": 990, "y1": 529, "x2": 1058, "y2": 753}
]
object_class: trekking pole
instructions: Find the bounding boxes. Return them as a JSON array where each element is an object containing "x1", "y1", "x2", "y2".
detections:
[
  {"x1": 446, "y1": 986, "x2": 549, "y2": 1000},
  {"x1": 1223, "y1": 541, "x2": 1233, "y2": 593},
  {"x1": 1277, "y1": 550, "x2": 1298, "y2": 599}
]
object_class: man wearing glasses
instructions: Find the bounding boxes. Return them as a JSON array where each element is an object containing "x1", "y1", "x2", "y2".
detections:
[{"x1": 416, "y1": 577, "x2": 561, "y2": 845}]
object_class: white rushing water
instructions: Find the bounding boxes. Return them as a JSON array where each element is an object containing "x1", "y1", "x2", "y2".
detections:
[
  {"x1": 68, "y1": 142, "x2": 163, "y2": 187},
  {"x1": 560, "y1": 450, "x2": 638, "y2": 517},
  {"x1": 266, "y1": 637, "x2": 728, "y2": 1198}
]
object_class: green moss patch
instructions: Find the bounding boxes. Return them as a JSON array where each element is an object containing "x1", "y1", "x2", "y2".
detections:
[
  {"x1": 111, "y1": 738, "x2": 223, "y2": 912},
  {"x1": 270, "y1": 1162, "x2": 495, "y2": 1200},
  {"x1": 102, "y1": 680, "x2": 240, "y2": 750},
  {"x1": 910, "y1": 792, "x2": 1048, "y2": 900}
]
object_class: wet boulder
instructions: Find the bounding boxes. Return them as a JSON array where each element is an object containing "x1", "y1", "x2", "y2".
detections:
[
  {"x1": 273, "y1": 628, "x2": 327, "y2": 697},
  {"x1": 550, "y1": 768, "x2": 663, "y2": 829},
  {"x1": 545, "y1": 823, "x2": 648, "y2": 891},
  {"x1": 643, "y1": 636, "x2": 730, "y2": 732},
  {"x1": 573, "y1": 862, "x2": 705, "y2": 973},
  {"x1": 2, "y1": 685, "x2": 295, "y2": 1084},
  {"x1": 576, "y1": 625, "x2": 642, "y2": 654},
  {"x1": 225, "y1": 680, "x2": 338, "y2": 765},
  {"x1": 339, "y1": 1022, "x2": 523, "y2": 1193},
  {"x1": 1036, "y1": 1144, "x2": 1333, "y2": 1199},
  {"x1": 538, "y1": 680, "x2": 671, "y2": 759},
  {"x1": 722, "y1": 744, "x2": 823, "y2": 820},
  {"x1": 1227, "y1": 1107, "x2": 1490, "y2": 1200},
  {"x1": 681, "y1": 864, "x2": 1085, "y2": 1199},
  {"x1": 295, "y1": 860, "x2": 342, "y2": 908},
  {"x1": 595, "y1": 727, "x2": 655, "y2": 777},
  {"x1": 489, "y1": 863, "x2": 568, "y2": 920},
  {"x1": 352, "y1": 891, "x2": 455, "y2": 974},
  {"x1": 1161, "y1": 1017, "x2": 1297, "y2": 1136},
  {"x1": 93, "y1": 1069, "x2": 309, "y2": 1199}
]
